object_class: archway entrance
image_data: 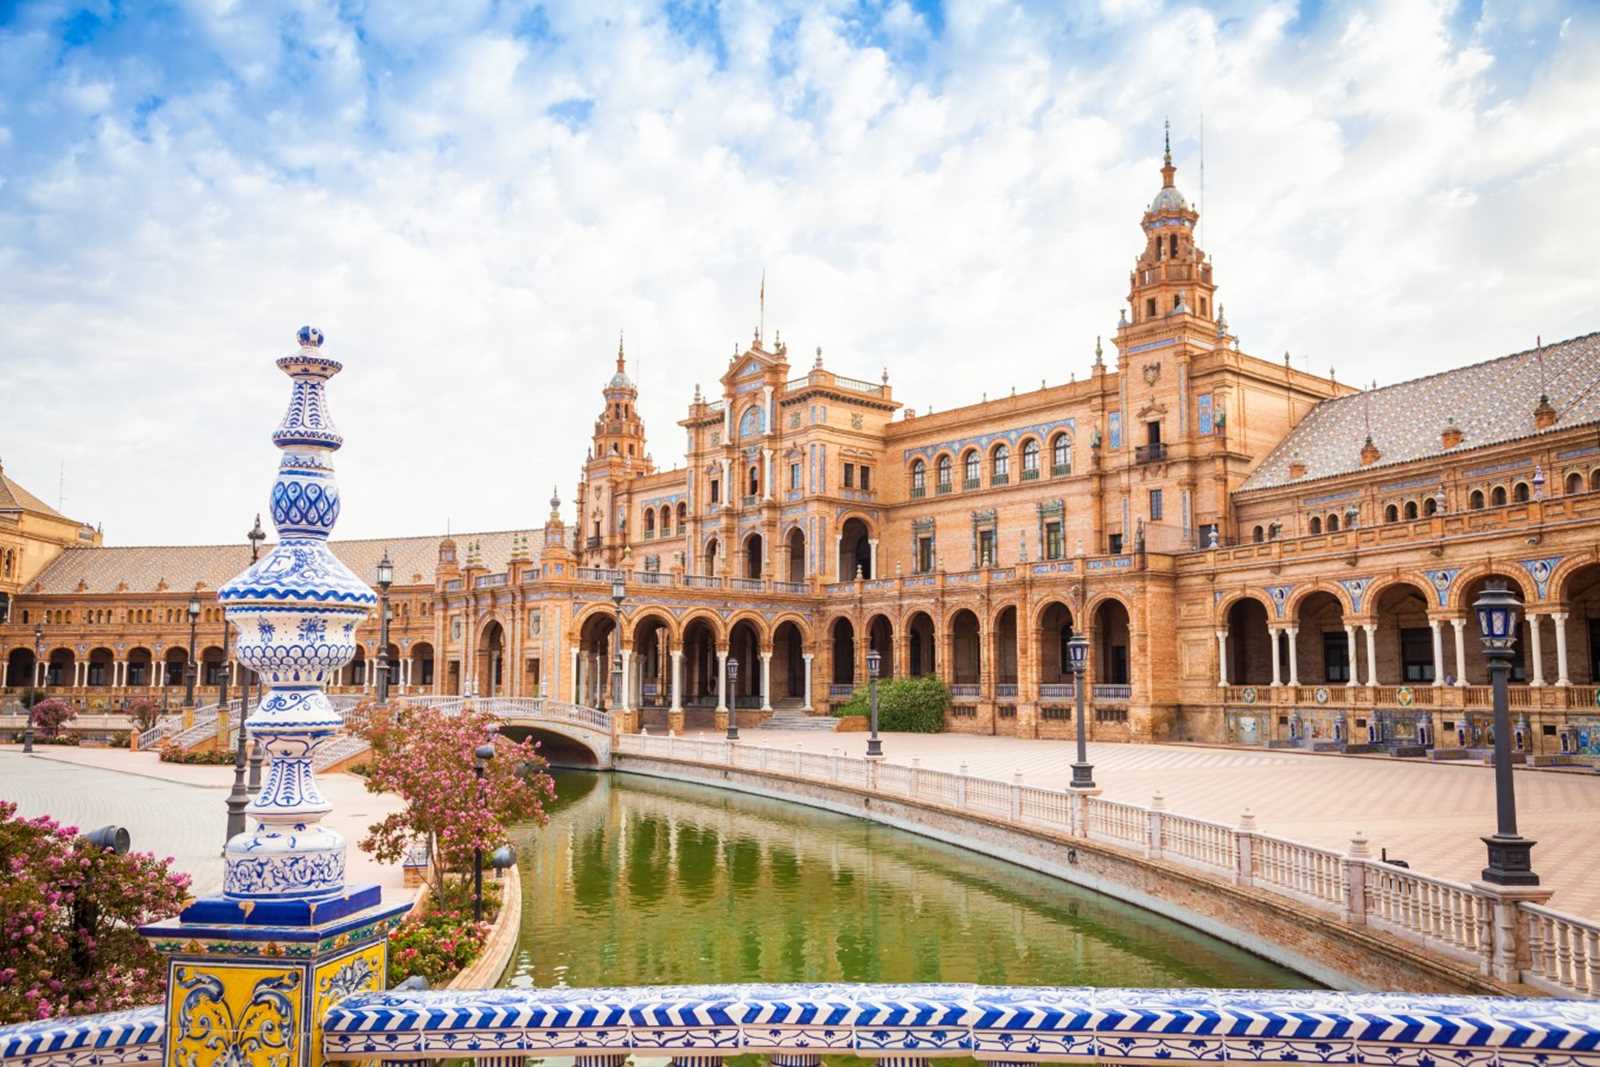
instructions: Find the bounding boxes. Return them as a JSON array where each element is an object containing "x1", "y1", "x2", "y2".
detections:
[
  {"x1": 681, "y1": 618, "x2": 720, "y2": 708},
  {"x1": 1226, "y1": 599, "x2": 1272, "y2": 685},
  {"x1": 773, "y1": 620, "x2": 806, "y2": 704},
  {"x1": 994, "y1": 606, "x2": 1018, "y2": 694},
  {"x1": 578, "y1": 612, "x2": 620, "y2": 709},
  {"x1": 867, "y1": 615, "x2": 894, "y2": 679},
  {"x1": 729, "y1": 620, "x2": 763, "y2": 708},
  {"x1": 787, "y1": 528, "x2": 806, "y2": 581},
  {"x1": 907, "y1": 611, "x2": 936, "y2": 676},
  {"x1": 1038, "y1": 601, "x2": 1075, "y2": 684},
  {"x1": 7, "y1": 647, "x2": 35, "y2": 688},
  {"x1": 838, "y1": 518, "x2": 872, "y2": 580},
  {"x1": 410, "y1": 642, "x2": 435, "y2": 691},
  {"x1": 631, "y1": 612, "x2": 673, "y2": 715},
  {"x1": 744, "y1": 534, "x2": 764, "y2": 579},
  {"x1": 478, "y1": 621, "x2": 505, "y2": 696},
  {"x1": 1093, "y1": 600, "x2": 1131, "y2": 685},
  {"x1": 950, "y1": 610, "x2": 980, "y2": 688},
  {"x1": 831, "y1": 618, "x2": 856, "y2": 688}
]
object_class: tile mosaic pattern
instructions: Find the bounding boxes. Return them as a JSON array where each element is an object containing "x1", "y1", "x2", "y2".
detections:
[
  {"x1": 1240, "y1": 331, "x2": 1600, "y2": 492},
  {"x1": 314, "y1": 984, "x2": 1600, "y2": 1064},
  {"x1": 0, "y1": 1005, "x2": 163, "y2": 1067}
]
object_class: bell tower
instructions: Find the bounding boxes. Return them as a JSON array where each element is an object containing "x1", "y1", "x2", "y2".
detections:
[
  {"x1": 591, "y1": 334, "x2": 650, "y2": 469},
  {"x1": 1122, "y1": 122, "x2": 1216, "y2": 340},
  {"x1": 580, "y1": 334, "x2": 654, "y2": 568}
]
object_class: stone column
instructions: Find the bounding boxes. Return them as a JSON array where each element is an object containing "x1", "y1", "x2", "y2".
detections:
[
  {"x1": 1286, "y1": 626, "x2": 1300, "y2": 687},
  {"x1": 1363, "y1": 624, "x2": 1378, "y2": 686},
  {"x1": 868, "y1": 538, "x2": 879, "y2": 579},
  {"x1": 1440, "y1": 620, "x2": 1452, "y2": 687},
  {"x1": 571, "y1": 648, "x2": 581, "y2": 703},
  {"x1": 763, "y1": 448, "x2": 773, "y2": 501},
  {"x1": 670, "y1": 650, "x2": 684, "y2": 712},
  {"x1": 1527, "y1": 613, "x2": 1545, "y2": 686},
  {"x1": 1215, "y1": 629, "x2": 1228, "y2": 686},
  {"x1": 1268, "y1": 628, "x2": 1282, "y2": 687},
  {"x1": 1553, "y1": 611, "x2": 1571, "y2": 685},
  {"x1": 802, "y1": 652, "x2": 814, "y2": 711},
  {"x1": 760, "y1": 652, "x2": 773, "y2": 712},
  {"x1": 620, "y1": 649, "x2": 632, "y2": 712},
  {"x1": 1451, "y1": 618, "x2": 1468, "y2": 687},
  {"x1": 716, "y1": 648, "x2": 729, "y2": 712},
  {"x1": 1344, "y1": 625, "x2": 1359, "y2": 687}
]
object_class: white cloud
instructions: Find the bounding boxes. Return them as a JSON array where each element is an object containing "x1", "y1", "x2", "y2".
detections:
[{"x1": 0, "y1": 0, "x2": 1596, "y2": 545}]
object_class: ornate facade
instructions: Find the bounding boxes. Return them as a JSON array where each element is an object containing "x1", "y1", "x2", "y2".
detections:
[{"x1": 5, "y1": 142, "x2": 1600, "y2": 762}]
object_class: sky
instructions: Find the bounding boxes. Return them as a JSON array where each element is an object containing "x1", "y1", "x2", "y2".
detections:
[{"x1": 1, "y1": 0, "x2": 1597, "y2": 547}]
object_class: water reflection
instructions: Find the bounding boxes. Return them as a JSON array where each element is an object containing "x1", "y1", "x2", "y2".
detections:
[{"x1": 504, "y1": 771, "x2": 1312, "y2": 990}]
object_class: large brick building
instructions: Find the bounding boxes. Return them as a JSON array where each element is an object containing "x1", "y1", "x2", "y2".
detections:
[{"x1": 5, "y1": 144, "x2": 1600, "y2": 761}]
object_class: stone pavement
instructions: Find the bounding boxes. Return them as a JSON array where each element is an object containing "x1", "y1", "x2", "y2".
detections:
[
  {"x1": 0, "y1": 746, "x2": 413, "y2": 901},
  {"x1": 689, "y1": 729, "x2": 1600, "y2": 920}
]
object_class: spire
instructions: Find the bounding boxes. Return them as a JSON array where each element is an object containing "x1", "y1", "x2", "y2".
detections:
[
  {"x1": 1161, "y1": 118, "x2": 1176, "y2": 189},
  {"x1": 617, "y1": 330, "x2": 625, "y2": 373}
]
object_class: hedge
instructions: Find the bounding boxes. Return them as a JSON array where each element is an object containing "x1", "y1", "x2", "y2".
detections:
[{"x1": 831, "y1": 675, "x2": 949, "y2": 732}]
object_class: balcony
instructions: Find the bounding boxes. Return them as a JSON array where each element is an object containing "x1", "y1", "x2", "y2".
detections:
[
  {"x1": 991, "y1": 472, "x2": 1010, "y2": 486},
  {"x1": 585, "y1": 536, "x2": 602, "y2": 550},
  {"x1": 1134, "y1": 442, "x2": 1167, "y2": 464},
  {"x1": 1020, "y1": 468, "x2": 1039, "y2": 482},
  {"x1": 1092, "y1": 684, "x2": 1133, "y2": 701},
  {"x1": 1051, "y1": 463, "x2": 1071, "y2": 477},
  {"x1": 962, "y1": 477, "x2": 980, "y2": 491},
  {"x1": 910, "y1": 486, "x2": 926, "y2": 498},
  {"x1": 937, "y1": 482, "x2": 953, "y2": 495}
]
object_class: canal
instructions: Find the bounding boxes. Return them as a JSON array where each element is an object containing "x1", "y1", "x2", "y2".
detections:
[{"x1": 502, "y1": 770, "x2": 1313, "y2": 990}]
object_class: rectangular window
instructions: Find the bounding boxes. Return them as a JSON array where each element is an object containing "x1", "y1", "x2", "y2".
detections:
[
  {"x1": 977, "y1": 529, "x2": 996, "y2": 567},
  {"x1": 843, "y1": 463, "x2": 855, "y2": 489},
  {"x1": 1108, "y1": 533, "x2": 1123, "y2": 554},
  {"x1": 709, "y1": 479, "x2": 720, "y2": 504},
  {"x1": 1400, "y1": 627, "x2": 1435, "y2": 683},
  {"x1": 1045, "y1": 521, "x2": 1063, "y2": 560},
  {"x1": 1146, "y1": 420, "x2": 1161, "y2": 445},
  {"x1": 789, "y1": 463, "x2": 801, "y2": 490},
  {"x1": 1198, "y1": 522, "x2": 1218, "y2": 548},
  {"x1": 1108, "y1": 412, "x2": 1122, "y2": 450},
  {"x1": 916, "y1": 536, "x2": 934, "y2": 574},
  {"x1": 1322, "y1": 631, "x2": 1350, "y2": 683},
  {"x1": 1149, "y1": 489, "x2": 1164, "y2": 522},
  {"x1": 860, "y1": 466, "x2": 871, "y2": 492}
]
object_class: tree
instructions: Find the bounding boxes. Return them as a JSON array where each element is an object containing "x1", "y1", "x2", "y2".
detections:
[
  {"x1": 29, "y1": 698, "x2": 77, "y2": 740},
  {"x1": 0, "y1": 800, "x2": 191, "y2": 1023},
  {"x1": 347, "y1": 703, "x2": 556, "y2": 899},
  {"x1": 832, "y1": 676, "x2": 950, "y2": 732},
  {"x1": 122, "y1": 698, "x2": 161, "y2": 733}
]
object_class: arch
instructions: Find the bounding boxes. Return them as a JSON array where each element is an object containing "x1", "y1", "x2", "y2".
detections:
[
  {"x1": 910, "y1": 459, "x2": 927, "y2": 495},
  {"x1": 477, "y1": 619, "x2": 506, "y2": 696},
  {"x1": 680, "y1": 616, "x2": 721, "y2": 708},
  {"x1": 866, "y1": 614, "x2": 894, "y2": 680},
  {"x1": 1092, "y1": 598, "x2": 1132, "y2": 685},
  {"x1": 1327, "y1": 513, "x2": 1340, "y2": 532},
  {"x1": 837, "y1": 516, "x2": 874, "y2": 580},
  {"x1": 743, "y1": 532, "x2": 764, "y2": 579},
  {"x1": 1252, "y1": 525, "x2": 1265, "y2": 543},
  {"x1": 1294, "y1": 590, "x2": 1350, "y2": 685},
  {"x1": 125, "y1": 646, "x2": 154, "y2": 687},
  {"x1": 676, "y1": 501, "x2": 687, "y2": 527},
  {"x1": 1036, "y1": 600, "x2": 1076, "y2": 684},
  {"x1": 993, "y1": 604, "x2": 1019, "y2": 690},
  {"x1": 935, "y1": 453, "x2": 954, "y2": 491},
  {"x1": 830, "y1": 616, "x2": 856, "y2": 687},
  {"x1": 629, "y1": 611, "x2": 675, "y2": 711},
  {"x1": 1566, "y1": 471, "x2": 1584, "y2": 495},
  {"x1": 961, "y1": 448, "x2": 980, "y2": 487},
  {"x1": 1448, "y1": 561, "x2": 1538, "y2": 609},
  {"x1": 46, "y1": 647, "x2": 75, "y2": 687},
  {"x1": 660, "y1": 505, "x2": 672, "y2": 536},
  {"x1": 1284, "y1": 581, "x2": 1355, "y2": 618},
  {"x1": 1225, "y1": 597, "x2": 1272, "y2": 685},
  {"x1": 905, "y1": 610, "x2": 936, "y2": 676},
  {"x1": 677, "y1": 609, "x2": 726, "y2": 645},
  {"x1": 1513, "y1": 481, "x2": 1530, "y2": 503},
  {"x1": 1469, "y1": 489, "x2": 1485, "y2": 510},
  {"x1": 738, "y1": 403, "x2": 765, "y2": 438},
  {"x1": 1423, "y1": 496, "x2": 1438, "y2": 516},
  {"x1": 6, "y1": 647, "x2": 36, "y2": 688},
  {"x1": 643, "y1": 509, "x2": 655, "y2": 536},
  {"x1": 990, "y1": 441, "x2": 1011, "y2": 483},
  {"x1": 1308, "y1": 516, "x2": 1322, "y2": 535},
  {"x1": 703, "y1": 537, "x2": 720, "y2": 577},
  {"x1": 86, "y1": 646, "x2": 115, "y2": 687},
  {"x1": 577, "y1": 610, "x2": 621, "y2": 709},
  {"x1": 496, "y1": 723, "x2": 606, "y2": 769},
  {"x1": 949, "y1": 608, "x2": 981, "y2": 685},
  {"x1": 1215, "y1": 588, "x2": 1276, "y2": 622},
  {"x1": 1368, "y1": 580, "x2": 1436, "y2": 685},
  {"x1": 1553, "y1": 559, "x2": 1600, "y2": 684},
  {"x1": 1491, "y1": 485, "x2": 1508, "y2": 507},
  {"x1": 766, "y1": 611, "x2": 813, "y2": 646},
  {"x1": 1454, "y1": 570, "x2": 1534, "y2": 684},
  {"x1": 1591, "y1": 470, "x2": 1600, "y2": 493},
  {"x1": 162, "y1": 647, "x2": 188, "y2": 686},
  {"x1": 785, "y1": 526, "x2": 806, "y2": 582},
  {"x1": 1403, "y1": 500, "x2": 1419, "y2": 521},
  {"x1": 1019, "y1": 438, "x2": 1040, "y2": 478},
  {"x1": 410, "y1": 641, "x2": 435, "y2": 689},
  {"x1": 1050, "y1": 432, "x2": 1072, "y2": 474},
  {"x1": 726, "y1": 619, "x2": 762, "y2": 707},
  {"x1": 772, "y1": 619, "x2": 807, "y2": 702},
  {"x1": 723, "y1": 610, "x2": 771, "y2": 648}
]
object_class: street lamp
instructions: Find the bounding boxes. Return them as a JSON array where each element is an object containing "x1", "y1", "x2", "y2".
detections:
[
  {"x1": 610, "y1": 574, "x2": 626, "y2": 713},
  {"x1": 865, "y1": 648, "x2": 883, "y2": 757},
  {"x1": 24, "y1": 621, "x2": 42, "y2": 752},
  {"x1": 375, "y1": 549, "x2": 394, "y2": 704},
  {"x1": 1068, "y1": 630, "x2": 1095, "y2": 789},
  {"x1": 726, "y1": 655, "x2": 740, "y2": 741},
  {"x1": 226, "y1": 514, "x2": 268, "y2": 846},
  {"x1": 183, "y1": 595, "x2": 201, "y2": 708},
  {"x1": 1474, "y1": 580, "x2": 1538, "y2": 885},
  {"x1": 245, "y1": 514, "x2": 267, "y2": 791},
  {"x1": 473, "y1": 737, "x2": 497, "y2": 921}
]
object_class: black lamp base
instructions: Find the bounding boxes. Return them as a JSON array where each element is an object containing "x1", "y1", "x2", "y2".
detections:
[
  {"x1": 1070, "y1": 762, "x2": 1096, "y2": 790},
  {"x1": 865, "y1": 736, "x2": 883, "y2": 758},
  {"x1": 1480, "y1": 833, "x2": 1539, "y2": 886}
]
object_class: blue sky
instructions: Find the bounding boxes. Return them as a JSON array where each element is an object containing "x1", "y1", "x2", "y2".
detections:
[{"x1": 1, "y1": 0, "x2": 1596, "y2": 544}]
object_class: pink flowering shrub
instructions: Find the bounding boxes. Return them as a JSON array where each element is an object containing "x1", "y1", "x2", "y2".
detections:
[
  {"x1": 384, "y1": 880, "x2": 501, "y2": 986},
  {"x1": 29, "y1": 698, "x2": 77, "y2": 740},
  {"x1": 0, "y1": 800, "x2": 191, "y2": 1024},
  {"x1": 347, "y1": 703, "x2": 555, "y2": 900}
]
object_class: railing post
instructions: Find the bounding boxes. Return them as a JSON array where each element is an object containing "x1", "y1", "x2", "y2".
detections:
[
  {"x1": 868, "y1": 755, "x2": 881, "y2": 792},
  {"x1": 911, "y1": 757, "x2": 921, "y2": 796},
  {"x1": 1236, "y1": 809, "x2": 1256, "y2": 887},
  {"x1": 793, "y1": 745, "x2": 803, "y2": 778},
  {"x1": 1010, "y1": 771, "x2": 1023, "y2": 823},
  {"x1": 1472, "y1": 881, "x2": 1556, "y2": 983},
  {"x1": 1147, "y1": 792, "x2": 1165, "y2": 859},
  {"x1": 1344, "y1": 831, "x2": 1370, "y2": 925},
  {"x1": 1072, "y1": 789, "x2": 1090, "y2": 838},
  {"x1": 830, "y1": 747, "x2": 841, "y2": 782},
  {"x1": 957, "y1": 762, "x2": 969, "y2": 808}
]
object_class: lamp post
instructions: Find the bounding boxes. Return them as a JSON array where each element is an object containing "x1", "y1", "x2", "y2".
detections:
[
  {"x1": 865, "y1": 648, "x2": 883, "y2": 757},
  {"x1": 610, "y1": 574, "x2": 626, "y2": 714},
  {"x1": 726, "y1": 655, "x2": 740, "y2": 741},
  {"x1": 23, "y1": 622, "x2": 42, "y2": 752},
  {"x1": 473, "y1": 737, "x2": 496, "y2": 922},
  {"x1": 1068, "y1": 630, "x2": 1095, "y2": 789},
  {"x1": 225, "y1": 515, "x2": 268, "y2": 847},
  {"x1": 245, "y1": 514, "x2": 267, "y2": 791},
  {"x1": 375, "y1": 549, "x2": 394, "y2": 704},
  {"x1": 1474, "y1": 580, "x2": 1539, "y2": 885},
  {"x1": 183, "y1": 595, "x2": 201, "y2": 708}
]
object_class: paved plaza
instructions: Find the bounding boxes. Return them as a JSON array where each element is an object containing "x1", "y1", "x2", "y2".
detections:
[
  {"x1": 0, "y1": 747, "x2": 412, "y2": 901},
  {"x1": 689, "y1": 730, "x2": 1600, "y2": 920}
]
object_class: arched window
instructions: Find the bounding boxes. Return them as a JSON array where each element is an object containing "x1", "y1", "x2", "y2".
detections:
[
  {"x1": 1327, "y1": 513, "x2": 1340, "y2": 532},
  {"x1": 1513, "y1": 481, "x2": 1530, "y2": 503},
  {"x1": 1169, "y1": 234, "x2": 1178, "y2": 257},
  {"x1": 644, "y1": 510, "x2": 655, "y2": 536},
  {"x1": 992, "y1": 444, "x2": 1010, "y2": 483},
  {"x1": 660, "y1": 506, "x2": 671, "y2": 535},
  {"x1": 1051, "y1": 434, "x2": 1070, "y2": 475},
  {"x1": 1252, "y1": 525, "x2": 1264, "y2": 543},
  {"x1": 676, "y1": 502, "x2": 687, "y2": 527},
  {"x1": 1567, "y1": 472, "x2": 1583, "y2": 495},
  {"x1": 1385, "y1": 504, "x2": 1399, "y2": 523},
  {"x1": 1404, "y1": 500, "x2": 1419, "y2": 520},
  {"x1": 1491, "y1": 485, "x2": 1508, "y2": 507},
  {"x1": 1021, "y1": 439, "x2": 1040, "y2": 478},
  {"x1": 748, "y1": 466, "x2": 760, "y2": 496},
  {"x1": 936, "y1": 455, "x2": 952, "y2": 491},
  {"x1": 1591, "y1": 470, "x2": 1600, "y2": 492},
  {"x1": 1423, "y1": 496, "x2": 1437, "y2": 516},
  {"x1": 911, "y1": 460, "x2": 926, "y2": 495},
  {"x1": 1308, "y1": 516, "x2": 1322, "y2": 534},
  {"x1": 962, "y1": 450, "x2": 979, "y2": 487},
  {"x1": 1470, "y1": 489, "x2": 1485, "y2": 510}
]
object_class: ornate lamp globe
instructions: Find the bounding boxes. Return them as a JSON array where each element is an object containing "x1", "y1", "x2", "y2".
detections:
[
  {"x1": 867, "y1": 649, "x2": 882, "y2": 679},
  {"x1": 376, "y1": 549, "x2": 394, "y2": 589},
  {"x1": 187, "y1": 595, "x2": 201, "y2": 621},
  {"x1": 1474, "y1": 580, "x2": 1522, "y2": 658},
  {"x1": 1068, "y1": 631, "x2": 1090, "y2": 675},
  {"x1": 728, "y1": 656, "x2": 740, "y2": 683},
  {"x1": 611, "y1": 575, "x2": 626, "y2": 605}
]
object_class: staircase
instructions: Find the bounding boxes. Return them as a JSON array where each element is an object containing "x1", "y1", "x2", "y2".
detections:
[{"x1": 757, "y1": 700, "x2": 838, "y2": 731}]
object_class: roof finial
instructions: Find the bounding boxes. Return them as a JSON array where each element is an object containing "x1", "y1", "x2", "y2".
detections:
[
  {"x1": 1094, "y1": 335, "x2": 1104, "y2": 366},
  {"x1": 617, "y1": 330, "x2": 625, "y2": 372},
  {"x1": 814, "y1": 345, "x2": 824, "y2": 370},
  {"x1": 1164, "y1": 118, "x2": 1171, "y2": 164},
  {"x1": 1161, "y1": 119, "x2": 1176, "y2": 188}
]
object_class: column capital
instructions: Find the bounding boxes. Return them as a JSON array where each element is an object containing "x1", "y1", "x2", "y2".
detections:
[
  {"x1": 1450, "y1": 616, "x2": 1466, "y2": 629},
  {"x1": 1215, "y1": 629, "x2": 1228, "y2": 640},
  {"x1": 1362, "y1": 622, "x2": 1377, "y2": 633},
  {"x1": 1551, "y1": 610, "x2": 1569, "y2": 622}
]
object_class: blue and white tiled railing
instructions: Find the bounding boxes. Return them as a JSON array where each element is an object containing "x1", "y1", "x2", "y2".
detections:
[{"x1": 11, "y1": 985, "x2": 1599, "y2": 1067}]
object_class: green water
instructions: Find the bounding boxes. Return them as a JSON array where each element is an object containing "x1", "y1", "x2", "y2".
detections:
[{"x1": 501, "y1": 770, "x2": 1313, "y2": 991}]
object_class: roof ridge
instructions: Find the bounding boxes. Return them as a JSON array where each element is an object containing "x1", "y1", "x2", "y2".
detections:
[{"x1": 58, "y1": 528, "x2": 533, "y2": 553}]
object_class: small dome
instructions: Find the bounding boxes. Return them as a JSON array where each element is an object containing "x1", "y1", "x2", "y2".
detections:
[
  {"x1": 1150, "y1": 185, "x2": 1189, "y2": 213},
  {"x1": 608, "y1": 370, "x2": 633, "y2": 389}
]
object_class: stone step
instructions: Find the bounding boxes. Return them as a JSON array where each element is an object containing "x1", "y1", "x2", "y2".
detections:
[{"x1": 757, "y1": 713, "x2": 839, "y2": 731}]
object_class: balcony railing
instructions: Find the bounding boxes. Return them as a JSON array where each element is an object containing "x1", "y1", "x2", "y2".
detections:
[
  {"x1": 962, "y1": 477, "x2": 980, "y2": 490},
  {"x1": 1092, "y1": 684, "x2": 1133, "y2": 701},
  {"x1": 1051, "y1": 463, "x2": 1072, "y2": 477},
  {"x1": 950, "y1": 683, "x2": 980, "y2": 697},
  {"x1": 1135, "y1": 442, "x2": 1167, "y2": 464},
  {"x1": 992, "y1": 472, "x2": 1010, "y2": 485},
  {"x1": 1020, "y1": 468, "x2": 1040, "y2": 482},
  {"x1": 1039, "y1": 682, "x2": 1077, "y2": 699},
  {"x1": 910, "y1": 486, "x2": 926, "y2": 498},
  {"x1": 936, "y1": 481, "x2": 953, "y2": 494}
]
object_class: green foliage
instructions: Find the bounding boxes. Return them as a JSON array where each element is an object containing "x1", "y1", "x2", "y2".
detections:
[
  {"x1": 831, "y1": 676, "x2": 949, "y2": 732},
  {"x1": 386, "y1": 879, "x2": 501, "y2": 987},
  {"x1": 17, "y1": 689, "x2": 46, "y2": 710},
  {"x1": 156, "y1": 741, "x2": 234, "y2": 765}
]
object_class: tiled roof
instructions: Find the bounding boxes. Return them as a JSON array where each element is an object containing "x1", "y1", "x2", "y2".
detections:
[
  {"x1": 27, "y1": 530, "x2": 535, "y2": 595},
  {"x1": 1239, "y1": 331, "x2": 1600, "y2": 492},
  {"x1": 0, "y1": 465, "x2": 73, "y2": 521}
]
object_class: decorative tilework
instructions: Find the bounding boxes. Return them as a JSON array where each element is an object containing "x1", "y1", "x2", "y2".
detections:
[
  {"x1": 1338, "y1": 577, "x2": 1372, "y2": 614},
  {"x1": 1425, "y1": 568, "x2": 1461, "y2": 608},
  {"x1": 1520, "y1": 556, "x2": 1564, "y2": 600},
  {"x1": 901, "y1": 418, "x2": 1075, "y2": 465},
  {"x1": 1266, "y1": 584, "x2": 1293, "y2": 618}
]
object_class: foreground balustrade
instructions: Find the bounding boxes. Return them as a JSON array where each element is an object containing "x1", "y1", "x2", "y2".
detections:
[
  {"x1": 619, "y1": 734, "x2": 1600, "y2": 997},
  {"x1": 8, "y1": 984, "x2": 1600, "y2": 1067}
]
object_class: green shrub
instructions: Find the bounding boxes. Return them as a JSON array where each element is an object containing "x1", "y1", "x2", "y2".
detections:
[{"x1": 831, "y1": 676, "x2": 949, "y2": 732}]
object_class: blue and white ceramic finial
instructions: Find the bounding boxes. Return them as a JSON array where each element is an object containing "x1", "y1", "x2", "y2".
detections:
[{"x1": 217, "y1": 327, "x2": 377, "y2": 901}]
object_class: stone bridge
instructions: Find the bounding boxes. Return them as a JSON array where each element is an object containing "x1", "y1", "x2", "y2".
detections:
[{"x1": 394, "y1": 695, "x2": 615, "y2": 767}]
